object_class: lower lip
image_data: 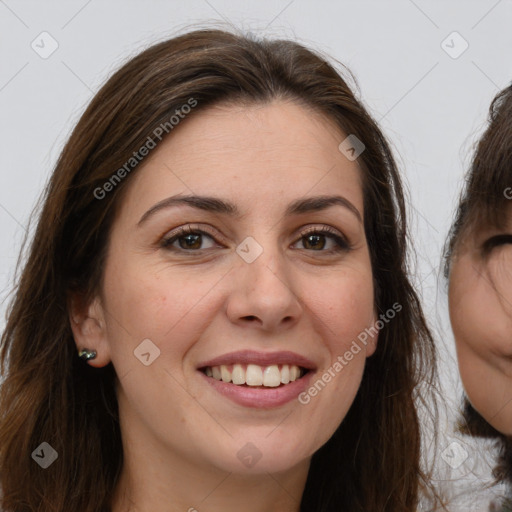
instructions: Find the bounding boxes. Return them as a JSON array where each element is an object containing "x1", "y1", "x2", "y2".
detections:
[{"x1": 199, "y1": 370, "x2": 315, "y2": 408}]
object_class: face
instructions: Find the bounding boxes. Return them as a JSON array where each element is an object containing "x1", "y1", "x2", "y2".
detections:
[
  {"x1": 71, "y1": 100, "x2": 377, "y2": 476},
  {"x1": 449, "y1": 210, "x2": 512, "y2": 435}
]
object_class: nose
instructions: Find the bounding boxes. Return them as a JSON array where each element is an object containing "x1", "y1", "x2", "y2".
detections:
[{"x1": 225, "y1": 241, "x2": 303, "y2": 332}]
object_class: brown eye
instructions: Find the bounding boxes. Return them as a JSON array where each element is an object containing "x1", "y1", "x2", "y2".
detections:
[
  {"x1": 293, "y1": 226, "x2": 352, "y2": 253},
  {"x1": 160, "y1": 225, "x2": 220, "y2": 252}
]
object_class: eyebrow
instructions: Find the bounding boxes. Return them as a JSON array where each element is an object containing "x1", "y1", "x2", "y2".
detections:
[{"x1": 137, "y1": 194, "x2": 362, "y2": 226}]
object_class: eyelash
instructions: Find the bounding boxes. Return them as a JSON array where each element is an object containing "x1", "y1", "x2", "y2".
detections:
[
  {"x1": 159, "y1": 224, "x2": 352, "y2": 255},
  {"x1": 482, "y1": 234, "x2": 512, "y2": 255}
]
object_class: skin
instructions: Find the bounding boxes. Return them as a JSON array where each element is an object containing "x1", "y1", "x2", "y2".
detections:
[
  {"x1": 449, "y1": 215, "x2": 512, "y2": 435},
  {"x1": 70, "y1": 100, "x2": 377, "y2": 512}
]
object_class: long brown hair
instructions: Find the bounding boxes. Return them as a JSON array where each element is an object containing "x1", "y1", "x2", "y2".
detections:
[
  {"x1": 445, "y1": 84, "x2": 512, "y2": 492},
  {"x1": 0, "y1": 27, "x2": 441, "y2": 511}
]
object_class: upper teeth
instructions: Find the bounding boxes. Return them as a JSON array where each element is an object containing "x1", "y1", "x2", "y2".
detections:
[{"x1": 204, "y1": 364, "x2": 303, "y2": 387}]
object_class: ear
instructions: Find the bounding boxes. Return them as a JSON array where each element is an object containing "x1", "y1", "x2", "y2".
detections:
[{"x1": 68, "y1": 291, "x2": 112, "y2": 368}]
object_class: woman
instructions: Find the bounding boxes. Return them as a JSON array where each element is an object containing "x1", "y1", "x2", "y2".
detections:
[
  {"x1": 446, "y1": 84, "x2": 512, "y2": 510},
  {"x1": 0, "y1": 28, "x2": 441, "y2": 511}
]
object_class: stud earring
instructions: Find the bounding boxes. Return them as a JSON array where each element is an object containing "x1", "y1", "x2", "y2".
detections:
[{"x1": 78, "y1": 348, "x2": 97, "y2": 361}]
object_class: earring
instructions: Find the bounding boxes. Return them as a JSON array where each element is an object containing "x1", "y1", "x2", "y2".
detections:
[{"x1": 78, "y1": 348, "x2": 97, "y2": 361}]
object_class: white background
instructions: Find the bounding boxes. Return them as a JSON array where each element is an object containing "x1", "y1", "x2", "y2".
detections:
[{"x1": 1, "y1": 1, "x2": 511, "y2": 510}]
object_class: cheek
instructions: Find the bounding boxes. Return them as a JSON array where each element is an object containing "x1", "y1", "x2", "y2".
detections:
[
  {"x1": 308, "y1": 268, "x2": 375, "y2": 350},
  {"x1": 459, "y1": 350, "x2": 512, "y2": 436},
  {"x1": 450, "y1": 279, "x2": 492, "y2": 396},
  {"x1": 102, "y1": 257, "x2": 223, "y2": 359},
  {"x1": 450, "y1": 261, "x2": 512, "y2": 434},
  {"x1": 296, "y1": 270, "x2": 373, "y2": 448},
  {"x1": 451, "y1": 273, "x2": 512, "y2": 363}
]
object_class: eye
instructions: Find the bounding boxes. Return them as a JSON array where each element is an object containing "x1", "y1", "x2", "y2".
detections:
[
  {"x1": 292, "y1": 225, "x2": 351, "y2": 253},
  {"x1": 159, "y1": 224, "x2": 351, "y2": 254},
  {"x1": 160, "y1": 225, "x2": 220, "y2": 251},
  {"x1": 482, "y1": 234, "x2": 512, "y2": 256}
]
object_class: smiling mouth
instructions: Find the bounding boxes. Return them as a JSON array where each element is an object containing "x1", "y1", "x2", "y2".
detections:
[{"x1": 199, "y1": 363, "x2": 310, "y2": 388}]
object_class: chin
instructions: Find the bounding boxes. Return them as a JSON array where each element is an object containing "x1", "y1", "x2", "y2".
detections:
[
  {"x1": 222, "y1": 453, "x2": 309, "y2": 476},
  {"x1": 490, "y1": 416, "x2": 512, "y2": 437},
  {"x1": 205, "y1": 435, "x2": 314, "y2": 475}
]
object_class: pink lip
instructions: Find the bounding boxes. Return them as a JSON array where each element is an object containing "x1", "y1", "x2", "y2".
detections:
[
  {"x1": 196, "y1": 349, "x2": 317, "y2": 371},
  {"x1": 199, "y1": 369, "x2": 315, "y2": 408},
  {"x1": 196, "y1": 350, "x2": 318, "y2": 409}
]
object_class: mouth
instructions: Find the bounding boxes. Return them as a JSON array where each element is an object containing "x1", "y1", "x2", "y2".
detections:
[
  {"x1": 199, "y1": 363, "x2": 310, "y2": 388},
  {"x1": 196, "y1": 350, "x2": 316, "y2": 408}
]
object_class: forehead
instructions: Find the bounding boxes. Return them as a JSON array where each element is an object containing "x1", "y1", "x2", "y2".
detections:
[{"x1": 118, "y1": 100, "x2": 365, "y2": 221}]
